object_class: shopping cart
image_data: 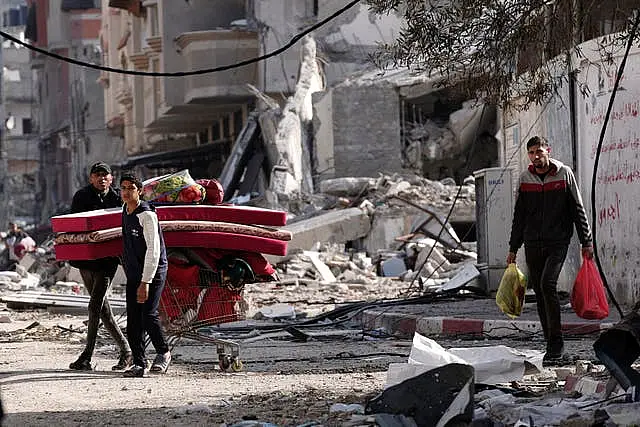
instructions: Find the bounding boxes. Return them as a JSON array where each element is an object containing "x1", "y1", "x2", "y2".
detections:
[{"x1": 158, "y1": 256, "x2": 255, "y2": 372}]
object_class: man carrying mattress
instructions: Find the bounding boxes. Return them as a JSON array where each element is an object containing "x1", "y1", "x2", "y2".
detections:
[{"x1": 68, "y1": 162, "x2": 132, "y2": 371}]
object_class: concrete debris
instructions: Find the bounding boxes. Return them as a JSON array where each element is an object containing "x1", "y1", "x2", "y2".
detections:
[
  {"x1": 319, "y1": 177, "x2": 376, "y2": 197},
  {"x1": 329, "y1": 403, "x2": 365, "y2": 414},
  {"x1": 253, "y1": 303, "x2": 297, "y2": 320},
  {"x1": 603, "y1": 402, "x2": 640, "y2": 425},
  {"x1": 0, "y1": 291, "x2": 126, "y2": 314},
  {"x1": 281, "y1": 207, "x2": 372, "y2": 255}
]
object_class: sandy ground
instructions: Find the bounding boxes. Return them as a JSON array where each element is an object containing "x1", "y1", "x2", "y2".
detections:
[
  {"x1": 0, "y1": 275, "x2": 607, "y2": 426},
  {"x1": 0, "y1": 312, "x2": 406, "y2": 426}
]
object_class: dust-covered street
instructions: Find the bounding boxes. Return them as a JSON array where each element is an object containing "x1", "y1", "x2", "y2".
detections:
[{"x1": 0, "y1": 311, "x2": 404, "y2": 426}]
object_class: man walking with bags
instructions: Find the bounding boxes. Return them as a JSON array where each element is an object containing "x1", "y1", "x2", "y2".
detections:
[
  {"x1": 506, "y1": 136, "x2": 593, "y2": 364},
  {"x1": 68, "y1": 162, "x2": 132, "y2": 371}
]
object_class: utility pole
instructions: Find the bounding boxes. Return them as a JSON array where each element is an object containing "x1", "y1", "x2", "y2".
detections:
[{"x1": 0, "y1": 42, "x2": 7, "y2": 228}]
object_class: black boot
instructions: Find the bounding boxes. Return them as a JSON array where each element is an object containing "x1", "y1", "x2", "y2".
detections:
[
  {"x1": 69, "y1": 356, "x2": 92, "y2": 371},
  {"x1": 112, "y1": 352, "x2": 133, "y2": 371}
]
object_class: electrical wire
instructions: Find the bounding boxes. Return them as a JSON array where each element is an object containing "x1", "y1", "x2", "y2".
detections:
[
  {"x1": 589, "y1": 12, "x2": 640, "y2": 319},
  {"x1": 0, "y1": 0, "x2": 361, "y2": 77}
]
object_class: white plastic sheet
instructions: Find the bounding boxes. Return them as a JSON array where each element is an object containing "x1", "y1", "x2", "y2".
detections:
[{"x1": 386, "y1": 332, "x2": 544, "y2": 387}]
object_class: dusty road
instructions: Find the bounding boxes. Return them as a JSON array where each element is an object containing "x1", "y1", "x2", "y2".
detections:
[
  {"x1": 0, "y1": 313, "x2": 411, "y2": 426},
  {"x1": 0, "y1": 275, "x2": 603, "y2": 426}
]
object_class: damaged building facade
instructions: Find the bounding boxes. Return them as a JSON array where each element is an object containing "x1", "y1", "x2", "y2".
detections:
[
  {"x1": 0, "y1": 1, "x2": 493, "y2": 228},
  {"x1": 99, "y1": 0, "x2": 404, "y2": 182},
  {"x1": 0, "y1": 0, "x2": 39, "y2": 227},
  {"x1": 99, "y1": 0, "x2": 492, "y2": 193},
  {"x1": 23, "y1": 0, "x2": 125, "y2": 223},
  {"x1": 315, "y1": 73, "x2": 499, "y2": 182}
]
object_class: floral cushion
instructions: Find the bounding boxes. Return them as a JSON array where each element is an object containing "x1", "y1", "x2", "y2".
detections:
[{"x1": 143, "y1": 170, "x2": 206, "y2": 204}]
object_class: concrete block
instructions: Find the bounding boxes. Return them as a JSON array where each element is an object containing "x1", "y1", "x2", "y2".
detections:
[{"x1": 284, "y1": 207, "x2": 371, "y2": 253}]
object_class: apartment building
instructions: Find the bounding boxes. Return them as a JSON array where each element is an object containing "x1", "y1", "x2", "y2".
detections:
[
  {"x1": 24, "y1": 0, "x2": 125, "y2": 222},
  {"x1": 101, "y1": 0, "x2": 401, "y2": 178},
  {"x1": 0, "y1": 0, "x2": 39, "y2": 227}
]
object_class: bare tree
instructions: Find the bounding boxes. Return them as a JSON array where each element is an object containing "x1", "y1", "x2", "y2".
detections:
[{"x1": 365, "y1": 0, "x2": 638, "y2": 109}]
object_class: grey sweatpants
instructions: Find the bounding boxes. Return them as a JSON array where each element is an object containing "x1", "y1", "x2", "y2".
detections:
[{"x1": 79, "y1": 269, "x2": 131, "y2": 359}]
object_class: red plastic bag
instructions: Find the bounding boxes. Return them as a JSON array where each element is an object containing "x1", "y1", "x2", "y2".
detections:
[{"x1": 571, "y1": 256, "x2": 609, "y2": 320}]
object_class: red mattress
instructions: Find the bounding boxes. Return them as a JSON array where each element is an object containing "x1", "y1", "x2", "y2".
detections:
[
  {"x1": 54, "y1": 231, "x2": 288, "y2": 260},
  {"x1": 51, "y1": 205, "x2": 287, "y2": 233}
]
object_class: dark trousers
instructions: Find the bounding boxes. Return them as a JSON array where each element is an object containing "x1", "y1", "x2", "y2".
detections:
[
  {"x1": 126, "y1": 275, "x2": 170, "y2": 368},
  {"x1": 524, "y1": 245, "x2": 568, "y2": 351},
  {"x1": 79, "y1": 269, "x2": 130, "y2": 359}
]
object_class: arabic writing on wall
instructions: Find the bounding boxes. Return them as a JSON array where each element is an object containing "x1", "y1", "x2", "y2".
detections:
[
  {"x1": 590, "y1": 132, "x2": 640, "y2": 159},
  {"x1": 589, "y1": 100, "x2": 639, "y2": 126},
  {"x1": 598, "y1": 192, "x2": 621, "y2": 226}
]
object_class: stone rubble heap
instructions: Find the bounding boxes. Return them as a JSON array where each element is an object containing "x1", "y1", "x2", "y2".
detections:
[{"x1": 284, "y1": 173, "x2": 476, "y2": 220}]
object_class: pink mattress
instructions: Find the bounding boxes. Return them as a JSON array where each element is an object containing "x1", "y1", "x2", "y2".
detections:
[
  {"x1": 51, "y1": 204, "x2": 288, "y2": 233},
  {"x1": 54, "y1": 231, "x2": 288, "y2": 260}
]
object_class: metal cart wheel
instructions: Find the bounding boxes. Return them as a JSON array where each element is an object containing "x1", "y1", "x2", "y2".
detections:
[{"x1": 219, "y1": 354, "x2": 232, "y2": 371}]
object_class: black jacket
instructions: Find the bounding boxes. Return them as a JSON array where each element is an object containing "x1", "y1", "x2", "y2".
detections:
[
  {"x1": 509, "y1": 159, "x2": 592, "y2": 252},
  {"x1": 69, "y1": 184, "x2": 122, "y2": 272}
]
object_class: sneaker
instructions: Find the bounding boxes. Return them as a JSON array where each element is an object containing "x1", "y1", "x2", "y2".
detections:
[
  {"x1": 150, "y1": 352, "x2": 171, "y2": 373},
  {"x1": 112, "y1": 352, "x2": 133, "y2": 371},
  {"x1": 69, "y1": 357, "x2": 92, "y2": 371},
  {"x1": 123, "y1": 365, "x2": 145, "y2": 378}
]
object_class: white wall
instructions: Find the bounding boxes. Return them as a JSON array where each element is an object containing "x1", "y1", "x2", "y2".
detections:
[
  {"x1": 574, "y1": 38, "x2": 640, "y2": 306},
  {"x1": 501, "y1": 35, "x2": 640, "y2": 306}
]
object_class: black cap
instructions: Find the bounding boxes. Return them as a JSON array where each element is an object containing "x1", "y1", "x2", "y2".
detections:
[{"x1": 90, "y1": 162, "x2": 112, "y2": 175}]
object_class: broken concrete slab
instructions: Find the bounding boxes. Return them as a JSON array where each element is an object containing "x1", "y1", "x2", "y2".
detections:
[
  {"x1": 0, "y1": 291, "x2": 126, "y2": 314},
  {"x1": 440, "y1": 262, "x2": 481, "y2": 292},
  {"x1": 413, "y1": 239, "x2": 451, "y2": 272},
  {"x1": 366, "y1": 363, "x2": 474, "y2": 427},
  {"x1": 303, "y1": 251, "x2": 337, "y2": 283},
  {"x1": 319, "y1": 177, "x2": 376, "y2": 197},
  {"x1": 282, "y1": 207, "x2": 371, "y2": 254}
]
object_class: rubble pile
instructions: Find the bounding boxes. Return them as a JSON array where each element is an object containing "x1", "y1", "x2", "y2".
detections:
[
  {"x1": 0, "y1": 171, "x2": 481, "y2": 320},
  {"x1": 283, "y1": 173, "x2": 476, "y2": 220},
  {"x1": 245, "y1": 244, "x2": 406, "y2": 316},
  {"x1": 244, "y1": 236, "x2": 479, "y2": 319}
]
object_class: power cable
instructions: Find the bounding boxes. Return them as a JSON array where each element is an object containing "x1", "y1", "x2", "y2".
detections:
[
  {"x1": 0, "y1": 0, "x2": 361, "y2": 77},
  {"x1": 589, "y1": 12, "x2": 640, "y2": 319}
]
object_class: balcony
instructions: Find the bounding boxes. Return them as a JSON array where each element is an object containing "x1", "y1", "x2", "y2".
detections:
[
  {"x1": 145, "y1": 35, "x2": 162, "y2": 53},
  {"x1": 4, "y1": 82, "x2": 35, "y2": 102},
  {"x1": 175, "y1": 30, "x2": 259, "y2": 105},
  {"x1": 115, "y1": 79, "x2": 133, "y2": 108},
  {"x1": 129, "y1": 51, "x2": 149, "y2": 70}
]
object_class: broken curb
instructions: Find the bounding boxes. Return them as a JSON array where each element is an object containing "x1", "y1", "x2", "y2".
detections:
[{"x1": 358, "y1": 310, "x2": 614, "y2": 339}]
